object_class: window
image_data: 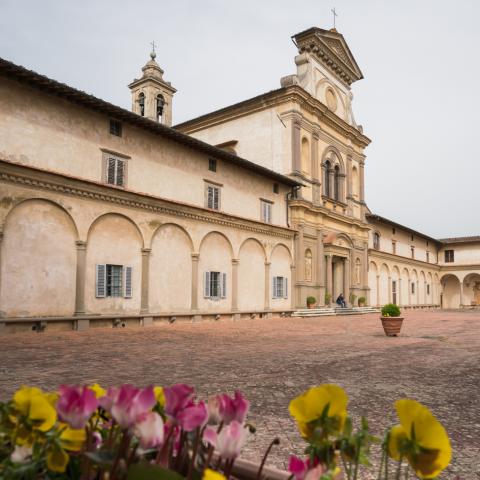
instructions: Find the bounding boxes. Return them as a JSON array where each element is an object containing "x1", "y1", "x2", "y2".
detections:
[
  {"x1": 411, "y1": 234, "x2": 414, "y2": 241},
  {"x1": 273, "y1": 183, "x2": 279, "y2": 194},
  {"x1": 205, "y1": 183, "x2": 220, "y2": 210},
  {"x1": 204, "y1": 271, "x2": 226, "y2": 299},
  {"x1": 324, "y1": 160, "x2": 331, "y2": 197},
  {"x1": 411, "y1": 282, "x2": 415, "y2": 294},
  {"x1": 96, "y1": 264, "x2": 132, "y2": 298},
  {"x1": 427, "y1": 284, "x2": 430, "y2": 295},
  {"x1": 138, "y1": 92, "x2": 145, "y2": 116},
  {"x1": 208, "y1": 158, "x2": 217, "y2": 172},
  {"x1": 411, "y1": 246, "x2": 415, "y2": 259},
  {"x1": 392, "y1": 241, "x2": 396, "y2": 255},
  {"x1": 373, "y1": 232, "x2": 380, "y2": 250},
  {"x1": 109, "y1": 119, "x2": 122, "y2": 137},
  {"x1": 261, "y1": 200, "x2": 272, "y2": 223},
  {"x1": 445, "y1": 250, "x2": 454, "y2": 263},
  {"x1": 392, "y1": 228, "x2": 396, "y2": 234},
  {"x1": 272, "y1": 276, "x2": 288, "y2": 299},
  {"x1": 426, "y1": 252, "x2": 430, "y2": 263},
  {"x1": 104, "y1": 155, "x2": 126, "y2": 187},
  {"x1": 334, "y1": 165, "x2": 340, "y2": 201},
  {"x1": 156, "y1": 94, "x2": 165, "y2": 121}
]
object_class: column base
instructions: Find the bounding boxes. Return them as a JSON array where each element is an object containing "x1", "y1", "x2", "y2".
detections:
[
  {"x1": 75, "y1": 319, "x2": 90, "y2": 331},
  {"x1": 142, "y1": 316, "x2": 153, "y2": 327}
]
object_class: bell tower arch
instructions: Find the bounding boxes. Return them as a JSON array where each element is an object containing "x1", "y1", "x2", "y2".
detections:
[{"x1": 129, "y1": 46, "x2": 176, "y2": 126}]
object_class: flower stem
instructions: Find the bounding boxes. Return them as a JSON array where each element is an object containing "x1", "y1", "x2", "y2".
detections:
[
  {"x1": 256, "y1": 438, "x2": 280, "y2": 480},
  {"x1": 187, "y1": 427, "x2": 201, "y2": 480}
]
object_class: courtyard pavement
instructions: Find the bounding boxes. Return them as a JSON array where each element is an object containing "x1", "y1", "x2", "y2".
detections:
[{"x1": 0, "y1": 310, "x2": 479, "y2": 478}]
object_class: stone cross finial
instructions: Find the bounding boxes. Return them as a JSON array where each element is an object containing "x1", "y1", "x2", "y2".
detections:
[
  {"x1": 150, "y1": 40, "x2": 157, "y2": 59},
  {"x1": 331, "y1": 7, "x2": 338, "y2": 29}
]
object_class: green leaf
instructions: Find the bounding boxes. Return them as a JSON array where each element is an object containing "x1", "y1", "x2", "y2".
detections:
[
  {"x1": 127, "y1": 463, "x2": 185, "y2": 480},
  {"x1": 84, "y1": 450, "x2": 116, "y2": 466}
]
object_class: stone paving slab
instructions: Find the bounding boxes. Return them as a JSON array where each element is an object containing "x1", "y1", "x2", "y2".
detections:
[{"x1": 0, "y1": 311, "x2": 479, "y2": 478}]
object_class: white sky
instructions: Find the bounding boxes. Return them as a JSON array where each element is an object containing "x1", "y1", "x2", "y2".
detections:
[{"x1": 1, "y1": 0, "x2": 478, "y2": 238}]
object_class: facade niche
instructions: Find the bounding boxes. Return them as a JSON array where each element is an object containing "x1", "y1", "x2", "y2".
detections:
[{"x1": 304, "y1": 249, "x2": 313, "y2": 282}]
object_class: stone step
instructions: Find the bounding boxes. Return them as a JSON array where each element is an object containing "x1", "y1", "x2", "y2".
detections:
[{"x1": 292, "y1": 306, "x2": 379, "y2": 317}]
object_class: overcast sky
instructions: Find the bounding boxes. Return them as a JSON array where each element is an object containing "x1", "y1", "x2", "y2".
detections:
[{"x1": 1, "y1": 0, "x2": 478, "y2": 238}]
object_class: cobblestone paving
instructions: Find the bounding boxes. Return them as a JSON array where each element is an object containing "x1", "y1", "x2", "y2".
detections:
[{"x1": 0, "y1": 311, "x2": 479, "y2": 478}]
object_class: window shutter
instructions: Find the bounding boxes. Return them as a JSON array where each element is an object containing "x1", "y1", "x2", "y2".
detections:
[
  {"x1": 96, "y1": 264, "x2": 106, "y2": 298},
  {"x1": 272, "y1": 276, "x2": 277, "y2": 299},
  {"x1": 204, "y1": 272, "x2": 210, "y2": 298},
  {"x1": 213, "y1": 187, "x2": 219, "y2": 210},
  {"x1": 221, "y1": 273, "x2": 227, "y2": 299},
  {"x1": 207, "y1": 186, "x2": 213, "y2": 209},
  {"x1": 116, "y1": 159, "x2": 125, "y2": 187},
  {"x1": 107, "y1": 158, "x2": 116, "y2": 184},
  {"x1": 124, "y1": 266, "x2": 132, "y2": 298},
  {"x1": 284, "y1": 277, "x2": 288, "y2": 299}
]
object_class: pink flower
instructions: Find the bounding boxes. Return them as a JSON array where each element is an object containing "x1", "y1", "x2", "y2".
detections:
[
  {"x1": 133, "y1": 411, "x2": 165, "y2": 449},
  {"x1": 288, "y1": 456, "x2": 326, "y2": 480},
  {"x1": 177, "y1": 400, "x2": 208, "y2": 432},
  {"x1": 99, "y1": 385, "x2": 156, "y2": 428},
  {"x1": 56, "y1": 385, "x2": 98, "y2": 429},
  {"x1": 207, "y1": 395, "x2": 222, "y2": 424},
  {"x1": 164, "y1": 384, "x2": 195, "y2": 419},
  {"x1": 219, "y1": 391, "x2": 249, "y2": 424},
  {"x1": 203, "y1": 420, "x2": 248, "y2": 459}
]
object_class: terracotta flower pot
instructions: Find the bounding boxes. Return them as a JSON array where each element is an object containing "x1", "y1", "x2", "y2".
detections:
[
  {"x1": 307, "y1": 303, "x2": 316, "y2": 309},
  {"x1": 381, "y1": 316, "x2": 404, "y2": 337}
]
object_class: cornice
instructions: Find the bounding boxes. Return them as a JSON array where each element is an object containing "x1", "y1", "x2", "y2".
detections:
[
  {"x1": 438, "y1": 264, "x2": 480, "y2": 272},
  {"x1": 0, "y1": 160, "x2": 295, "y2": 240},
  {"x1": 368, "y1": 249, "x2": 441, "y2": 271}
]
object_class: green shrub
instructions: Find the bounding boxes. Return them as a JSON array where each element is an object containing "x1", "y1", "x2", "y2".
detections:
[
  {"x1": 349, "y1": 293, "x2": 357, "y2": 304},
  {"x1": 306, "y1": 296, "x2": 316, "y2": 306},
  {"x1": 325, "y1": 292, "x2": 332, "y2": 304},
  {"x1": 358, "y1": 296, "x2": 366, "y2": 305},
  {"x1": 381, "y1": 303, "x2": 401, "y2": 317}
]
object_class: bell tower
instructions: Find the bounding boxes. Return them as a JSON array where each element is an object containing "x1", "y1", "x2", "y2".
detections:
[{"x1": 129, "y1": 45, "x2": 176, "y2": 126}]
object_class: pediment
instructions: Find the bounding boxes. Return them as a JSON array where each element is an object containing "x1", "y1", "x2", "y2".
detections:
[{"x1": 293, "y1": 27, "x2": 363, "y2": 86}]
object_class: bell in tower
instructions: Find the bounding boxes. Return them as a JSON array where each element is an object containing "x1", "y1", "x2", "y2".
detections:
[{"x1": 128, "y1": 43, "x2": 176, "y2": 126}]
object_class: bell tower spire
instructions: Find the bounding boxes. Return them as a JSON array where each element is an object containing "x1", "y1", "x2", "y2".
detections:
[{"x1": 128, "y1": 43, "x2": 176, "y2": 126}]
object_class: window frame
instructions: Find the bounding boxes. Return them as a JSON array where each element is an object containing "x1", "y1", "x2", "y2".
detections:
[
  {"x1": 204, "y1": 271, "x2": 227, "y2": 300},
  {"x1": 373, "y1": 232, "x2": 380, "y2": 250},
  {"x1": 109, "y1": 119, "x2": 122, "y2": 137},
  {"x1": 101, "y1": 150, "x2": 129, "y2": 188},
  {"x1": 204, "y1": 181, "x2": 221, "y2": 210},
  {"x1": 96, "y1": 264, "x2": 132, "y2": 299},
  {"x1": 208, "y1": 158, "x2": 217, "y2": 172},
  {"x1": 272, "y1": 276, "x2": 288, "y2": 299},
  {"x1": 260, "y1": 199, "x2": 273, "y2": 224},
  {"x1": 445, "y1": 249, "x2": 454, "y2": 263}
]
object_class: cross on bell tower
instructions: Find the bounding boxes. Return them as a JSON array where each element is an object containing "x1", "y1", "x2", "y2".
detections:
[{"x1": 128, "y1": 42, "x2": 177, "y2": 126}]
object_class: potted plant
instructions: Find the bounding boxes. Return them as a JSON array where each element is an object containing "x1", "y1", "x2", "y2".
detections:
[
  {"x1": 380, "y1": 303, "x2": 403, "y2": 336},
  {"x1": 325, "y1": 292, "x2": 332, "y2": 306},
  {"x1": 306, "y1": 296, "x2": 316, "y2": 309},
  {"x1": 349, "y1": 293, "x2": 357, "y2": 307},
  {"x1": 358, "y1": 296, "x2": 366, "y2": 307}
]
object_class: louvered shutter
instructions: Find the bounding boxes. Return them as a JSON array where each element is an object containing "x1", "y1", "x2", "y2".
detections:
[
  {"x1": 207, "y1": 186, "x2": 213, "y2": 209},
  {"x1": 272, "y1": 276, "x2": 277, "y2": 299},
  {"x1": 107, "y1": 158, "x2": 116, "y2": 184},
  {"x1": 213, "y1": 187, "x2": 219, "y2": 210},
  {"x1": 221, "y1": 273, "x2": 227, "y2": 298},
  {"x1": 96, "y1": 264, "x2": 106, "y2": 298},
  {"x1": 124, "y1": 266, "x2": 132, "y2": 298},
  {"x1": 116, "y1": 159, "x2": 125, "y2": 187},
  {"x1": 204, "y1": 272, "x2": 210, "y2": 298},
  {"x1": 284, "y1": 277, "x2": 288, "y2": 299}
]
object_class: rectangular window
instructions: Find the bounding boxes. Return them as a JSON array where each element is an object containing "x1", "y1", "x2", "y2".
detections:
[
  {"x1": 272, "y1": 276, "x2": 288, "y2": 299},
  {"x1": 426, "y1": 252, "x2": 430, "y2": 263},
  {"x1": 261, "y1": 200, "x2": 272, "y2": 223},
  {"x1": 445, "y1": 250, "x2": 454, "y2": 263},
  {"x1": 411, "y1": 246, "x2": 415, "y2": 259},
  {"x1": 427, "y1": 284, "x2": 430, "y2": 295},
  {"x1": 208, "y1": 158, "x2": 217, "y2": 172},
  {"x1": 105, "y1": 156, "x2": 125, "y2": 187},
  {"x1": 392, "y1": 241, "x2": 396, "y2": 255},
  {"x1": 204, "y1": 271, "x2": 226, "y2": 299},
  {"x1": 109, "y1": 119, "x2": 122, "y2": 137},
  {"x1": 411, "y1": 282, "x2": 415, "y2": 294},
  {"x1": 96, "y1": 264, "x2": 132, "y2": 298},
  {"x1": 273, "y1": 183, "x2": 279, "y2": 194},
  {"x1": 205, "y1": 183, "x2": 220, "y2": 210}
]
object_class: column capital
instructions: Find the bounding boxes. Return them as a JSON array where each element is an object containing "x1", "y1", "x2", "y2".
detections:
[
  {"x1": 191, "y1": 253, "x2": 200, "y2": 261},
  {"x1": 75, "y1": 240, "x2": 87, "y2": 250},
  {"x1": 141, "y1": 248, "x2": 151, "y2": 255},
  {"x1": 290, "y1": 264, "x2": 296, "y2": 271},
  {"x1": 232, "y1": 258, "x2": 239, "y2": 265},
  {"x1": 264, "y1": 261, "x2": 271, "y2": 266},
  {"x1": 312, "y1": 129, "x2": 320, "y2": 140}
]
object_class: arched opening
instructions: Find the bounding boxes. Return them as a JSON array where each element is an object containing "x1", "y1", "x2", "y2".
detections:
[
  {"x1": 156, "y1": 94, "x2": 165, "y2": 122},
  {"x1": 238, "y1": 239, "x2": 266, "y2": 311},
  {"x1": 324, "y1": 160, "x2": 331, "y2": 197},
  {"x1": 441, "y1": 274, "x2": 461, "y2": 309},
  {"x1": 304, "y1": 249, "x2": 313, "y2": 282},
  {"x1": 334, "y1": 165, "x2": 340, "y2": 201},
  {"x1": 301, "y1": 137, "x2": 310, "y2": 175},
  {"x1": 373, "y1": 232, "x2": 380, "y2": 250},
  {"x1": 138, "y1": 92, "x2": 145, "y2": 116},
  {"x1": 463, "y1": 273, "x2": 480, "y2": 306}
]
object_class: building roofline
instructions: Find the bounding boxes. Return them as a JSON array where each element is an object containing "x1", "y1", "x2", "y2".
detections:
[
  {"x1": 438, "y1": 236, "x2": 480, "y2": 244},
  {"x1": 0, "y1": 57, "x2": 300, "y2": 188}
]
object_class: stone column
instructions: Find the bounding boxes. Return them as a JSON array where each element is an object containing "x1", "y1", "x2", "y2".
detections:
[
  {"x1": 387, "y1": 276, "x2": 391, "y2": 303},
  {"x1": 191, "y1": 253, "x2": 200, "y2": 310},
  {"x1": 424, "y1": 281, "x2": 427, "y2": 304},
  {"x1": 326, "y1": 254, "x2": 333, "y2": 303},
  {"x1": 312, "y1": 130, "x2": 320, "y2": 203},
  {"x1": 343, "y1": 256, "x2": 350, "y2": 306},
  {"x1": 398, "y1": 278, "x2": 403, "y2": 306},
  {"x1": 231, "y1": 259, "x2": 239, "y2": 312},
  {"x1": 74, "y1": 240, "x2": 87, "y2": 316},
  {"x1": 362, "y1": 242, "x2": 369, "y2": 287},
  {"x1": 408, "y1": 280, "x2": 411, "y2": 305},
  {"x1": 346, "y1": 156, "x2": 353, "y2": 198},
  {"x1": 416, "y1": 281, "x2": 420, "y2": 304},
  {"x1": 292, "y1": 116, "x2": 302, "y2": 174},
  {"x1": 316, "y1": 229, "x2": 324, "y2": 288},
  {"x1": 376, "y1": 275, "x2": 380, "y2": 307},
  {"x1": 329, "y1": 170, "x2": 335, "y2": 200},
  {"x1": 140, "y1": 248, "x2": 151, "y2": 314},
  {"x1": 459, "y1": 281, "x2": 464, "y2": 308},
  {"x1": 264, "y1": 262, "x2": 271, "y2": 310},
  {"x1": 359, "y1": 160, "x2": 366, "y2": 219}
]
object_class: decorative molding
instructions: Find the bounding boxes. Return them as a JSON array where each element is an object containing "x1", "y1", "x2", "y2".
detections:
[
  {"x1": 368, "y1": 249, "x2": 441, "y2": 271},
  {"x1": 0, "y1": 160, "x2": 295, "y2": 240}
]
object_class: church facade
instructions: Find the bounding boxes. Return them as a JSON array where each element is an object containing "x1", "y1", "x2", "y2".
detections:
[{"x1": 0, "y1": 26, "x2": 479, "y2": 332}]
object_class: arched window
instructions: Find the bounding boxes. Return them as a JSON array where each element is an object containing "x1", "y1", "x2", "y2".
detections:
[
  {"x1": 156, "y1": 94, "x2": 165, "y2": 121},
  {"x1": 301, "y1": 137, "x2": 310, "y2": 175},
  {"x1": 334, "y1": 165, "x2": 340, "y2": 201},
  {"x1": 373, "y1": 232, "x2": 380, "y2": 250},
  {"x1": 304, "y1": 249, "x2": 313, "y2": 282},
  {"x1": 138, "y1": 92, "x2": 145, "y2": 116},
  {"x1": 324, "y1": 160, "x2": 331, "y2": 197}
]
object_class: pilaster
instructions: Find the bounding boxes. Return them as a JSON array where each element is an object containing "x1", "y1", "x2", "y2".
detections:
[
  {"x1": 74, "y1": 240, "x2": 87, "y2": 316},
  {"x1": 191, "y1": 253, "x2": 199, "y2": 310},
  {"x1": 140, "y1": 248, "x2": 151, "y2": 314},
  {"x1": 291, "y1": 115, "x2": 302, "y2": 174},
  {"x1": 231, "y1": 259, "x2": 239, "y2": 311},
  {"x1": 264, "y1": 261, "x2": 271, "y2": 310}
]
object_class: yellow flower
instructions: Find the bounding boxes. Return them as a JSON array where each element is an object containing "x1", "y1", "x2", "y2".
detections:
[
  {"x1": 46, "y1": 446, "x2": 69, "y2": 473},
  {"x1": 88, "y1": 383, "x2": 106, "y2": 399},
  {"x1": 388, "y1": 399, "x2": 451, "y2": 479},
  {"x1": 154, "y1": 386, "x2": 165, "y2": 407},
  {"x1": 29, "y1": 394, "x2": 57, "y2": 432},
  {"x1": 59, "y1": 423, "x2": 87, "y2": 452},
  {"x1": 203, "y1": 468, "x2": 226, "y2": 480},
  {"x1": 289, "y1": 384, "x2": 348, "y2": 439},
  {"x1": 13, "y1": 386, "x2": 43, "y2": 415}
]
